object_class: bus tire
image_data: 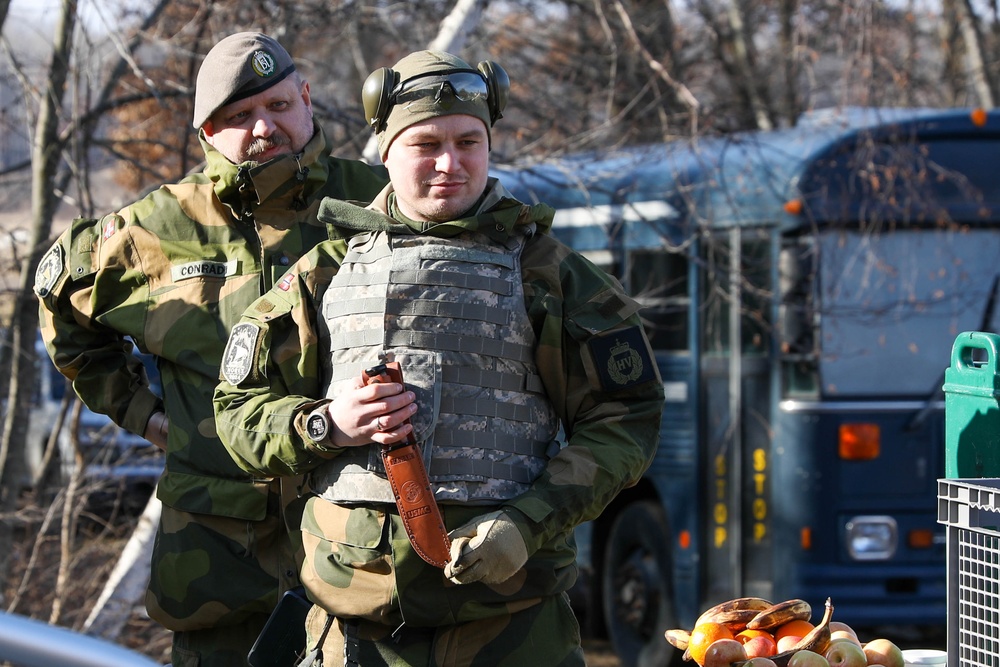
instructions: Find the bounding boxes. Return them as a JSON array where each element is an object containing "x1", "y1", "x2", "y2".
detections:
[{"x1": 601, "y1": 500, "x2": 678, "y2": 667}]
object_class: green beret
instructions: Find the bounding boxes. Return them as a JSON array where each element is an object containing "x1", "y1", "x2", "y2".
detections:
[{"x1": 192, "y1": 32, "x2": 296, "y2": 129}]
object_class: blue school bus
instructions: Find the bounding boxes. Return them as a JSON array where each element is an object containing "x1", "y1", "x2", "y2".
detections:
[{"x1": 494, "y1": 108, "x2": 1000, "y2": 666}]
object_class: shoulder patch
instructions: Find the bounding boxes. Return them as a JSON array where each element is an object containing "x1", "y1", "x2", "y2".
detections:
[
  {"x1": 34, "y1": 243, "x2": 64, "y2": 298},
  {"x1": 588, "y1": 326, "x2": 657, "y2": 391},
  {"x1": 222, "y1": 323, "x2": 261, "y2": 386}
]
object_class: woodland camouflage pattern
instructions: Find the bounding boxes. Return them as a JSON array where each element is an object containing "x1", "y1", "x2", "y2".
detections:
[
  {"x1": 35, "y1": 126, "x2": 386, "y2": 661},
  {"x1": 214, "y1": 179, "x2": 664, "y2": 665}
]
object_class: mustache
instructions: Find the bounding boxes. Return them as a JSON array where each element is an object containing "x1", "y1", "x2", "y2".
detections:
[{"x1": 245, "y1": 134, "x2": 291, "y2": 157}]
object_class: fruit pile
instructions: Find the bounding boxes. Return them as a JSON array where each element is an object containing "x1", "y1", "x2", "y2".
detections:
[{"x1": 664, "y1": 597, "x2": 905, "y2": 667}]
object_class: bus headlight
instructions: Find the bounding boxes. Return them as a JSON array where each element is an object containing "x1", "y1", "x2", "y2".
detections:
[{"x1": 845, "y1": 516, "x2": 897, "y2": 560}]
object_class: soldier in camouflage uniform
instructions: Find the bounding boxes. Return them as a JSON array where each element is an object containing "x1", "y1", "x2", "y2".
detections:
[
  {"x1": 34, "y1": 32, "x2": 386, "y2": 667},
  {"x1": 213, "y1": 50, "x2": 663, "y2": 666}
]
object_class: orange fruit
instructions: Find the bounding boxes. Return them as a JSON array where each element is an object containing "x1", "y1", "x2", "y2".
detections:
[
  {"x1": 688, "y1": 622, "x2": 736, "y2": 666},
  {"x1": 774, "y1": 619, "x2": 814, "y2": 641}
]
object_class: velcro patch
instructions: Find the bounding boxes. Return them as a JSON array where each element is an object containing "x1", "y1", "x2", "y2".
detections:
[
  {"x1": 171, "y1": 259, "x2": 238, "y2": 282},
  {"x1": 222, "y1": 323, "x2": 262, "y2": 386},
  {"x1": 33, "y1": 243, "x2": 64, "y2": 298},
  {"x1": 588, "y1": 326, "x2": 657, "y2": 391}
]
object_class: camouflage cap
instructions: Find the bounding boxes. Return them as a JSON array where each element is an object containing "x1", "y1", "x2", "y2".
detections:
[
  {"x1": 192, "y1": 32, "x2": 296, "y2": 129},
  {"x1": 376, "y1": 51, "x2": 493, "y2": 159}
]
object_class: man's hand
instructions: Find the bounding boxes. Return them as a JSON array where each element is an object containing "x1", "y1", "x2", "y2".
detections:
[
  {"x1": 143, "y1": 411, "x2": 169, "y2": 451},
  {"x1": 325, "y1": 377, "x2": 417, "y2": 448},
  {"x1": 444, "y1": 510, "x2": 528, "y2": 585}
]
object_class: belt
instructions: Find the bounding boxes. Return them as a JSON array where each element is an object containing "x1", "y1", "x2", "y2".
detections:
[{"x1": 364, "y1": 362, "x2": 451, "y2": 568}]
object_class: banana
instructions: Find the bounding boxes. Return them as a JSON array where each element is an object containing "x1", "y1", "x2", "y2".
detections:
[
  {"x1": 745, "y1": 598, "x2": 811, "y2": 631},
  {"x1": 769, "y1": 597, "x2": 834, "y2": 667},
  {"x1": 704, "y1": 608, "x2": 765, "y2": 633},
  {"x1": 695, "y1": 596, "x2": 773, "y2": 628},
  {"x1": 664, "y1": 628, "x2": 691, "y2": 651}
]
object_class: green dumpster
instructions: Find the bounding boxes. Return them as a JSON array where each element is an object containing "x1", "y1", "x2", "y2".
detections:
[{"x1": 944, "y1": 331, "x2": 1000, "y2": 478}]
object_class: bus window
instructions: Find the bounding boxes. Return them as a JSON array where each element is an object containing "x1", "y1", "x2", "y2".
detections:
[
  {"x1": 779, "y1": 237, "x2": 819, "y2": 397},
  {"x1": 700, "y1": 232, "x2": 771, "y2": 357},
  {"x1": 628, "y1": 249, "x2": 689, "y2": 351}
]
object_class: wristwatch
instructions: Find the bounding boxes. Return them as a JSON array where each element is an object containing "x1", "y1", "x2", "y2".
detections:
[{"x1": 305, "y1": 407, "x2": 333, "y2": 446}]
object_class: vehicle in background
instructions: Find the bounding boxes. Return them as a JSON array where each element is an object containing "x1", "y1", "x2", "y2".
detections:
[
  {"x1": 495, "y1": 108, "x2": 996, "y2": 666},
  {"x1": 0, "y1": 610, "x2": 161, "y2": 667}
]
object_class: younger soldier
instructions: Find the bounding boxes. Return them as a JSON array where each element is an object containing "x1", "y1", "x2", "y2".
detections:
[
  {"x1": 214, "y1": 50, "x2": 663, "y2": 666},
  {"x1": 35, "y1": 32, "x2": 386, "y2": 666}
]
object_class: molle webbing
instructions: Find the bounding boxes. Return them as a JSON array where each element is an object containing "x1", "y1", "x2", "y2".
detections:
[{"x1": 311, "y1": 229, "x2": 559, "y2": 504}]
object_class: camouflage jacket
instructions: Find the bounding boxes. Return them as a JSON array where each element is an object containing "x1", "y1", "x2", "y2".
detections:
[
  {"x1": 214, "y1": 178, "x2": 664, "y2": 555},
  {"x1": 35, "y1": 126, "x2": 387, "y2": 520}
]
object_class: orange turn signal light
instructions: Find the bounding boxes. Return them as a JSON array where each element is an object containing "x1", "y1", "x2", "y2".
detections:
[
  {"x1": 839, "y1": 423, "x2": 880, "y2": 460},
  {"x1": 801, "y1": 526, "x2": 812, "y2": 550},
  {"x1": 679, "y1": 529, "x2": 691, "y2": 549},
  {"x1": 908, "y1": 529, "x2": 934, "y2": 549},
  {"x1": 784, "y1": 199, "x2": 804, "y2": 215},
  {"x1": 971, "y1": 108, "x2": 988, "y2": 127}
]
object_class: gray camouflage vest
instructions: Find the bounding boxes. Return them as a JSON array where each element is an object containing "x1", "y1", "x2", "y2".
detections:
[{"x1": 310, "y1": 228, "x2": 559, "y2": 504}]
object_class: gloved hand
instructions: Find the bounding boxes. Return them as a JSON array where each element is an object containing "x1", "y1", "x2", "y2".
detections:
[{"x1": 444, "y1": 510, "x2": 528, "y2": 585}]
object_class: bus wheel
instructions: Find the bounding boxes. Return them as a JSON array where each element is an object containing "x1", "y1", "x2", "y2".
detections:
[{"x1": 602, "y1": 500, "x2": 677, "y2": 667}]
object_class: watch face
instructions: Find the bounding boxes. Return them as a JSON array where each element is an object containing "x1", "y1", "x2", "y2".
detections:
[{"x1": 306, "y1": 412, "x2": 329, "y2": 442}]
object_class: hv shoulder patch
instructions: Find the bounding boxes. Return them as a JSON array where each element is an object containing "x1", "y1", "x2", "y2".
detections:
[
  {"x1": 34, "y1": 242, "x2": 64, "y2": 298},
  {"x1": 588, "y1": 325, "x2": 657, "y2": 391},
  {"x1": 222, "y1": 322, "x2": 262, "y2": 386}
]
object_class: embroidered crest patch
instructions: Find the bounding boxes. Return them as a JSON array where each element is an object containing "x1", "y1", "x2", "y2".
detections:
[
  {"x1": 251, "y1": 50, "x2": 276, "y2": 77},
  {"x1": 33, "y1": 243, "x2": 64, "y2": 298},
  {"x1": 222, "y1": 323, "x2": 261, "y2": 386},
  {"x1": 588, "y1": 326, "x2": 657, "y2": 391}
]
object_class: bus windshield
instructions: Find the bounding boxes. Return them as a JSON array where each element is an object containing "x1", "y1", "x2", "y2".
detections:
[{"x1": 809, "y1": 227, "x2": 1000, "y2": 397}]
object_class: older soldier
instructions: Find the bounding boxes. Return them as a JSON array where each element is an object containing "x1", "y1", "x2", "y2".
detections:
[
  {"x1": 35, "y1": 32, "x2": 386, "y2": 667},
  {"x1": 213, "y1": 50, "x2": 663, "y2": 666}
]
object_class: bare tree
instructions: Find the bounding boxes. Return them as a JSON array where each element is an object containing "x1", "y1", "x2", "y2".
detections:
[{"x1": 0, "y1": 0, "x2": 79, "y2": 595}]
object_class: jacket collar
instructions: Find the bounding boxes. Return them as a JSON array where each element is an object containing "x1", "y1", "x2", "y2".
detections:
[{"x1": 200, "y1": 123, "x2": 331, "y2": 209}]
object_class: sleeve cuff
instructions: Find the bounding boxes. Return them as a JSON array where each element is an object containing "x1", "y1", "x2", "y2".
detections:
[{"x1": 122, "y1": 387, "x2": 164, "y2": 437}]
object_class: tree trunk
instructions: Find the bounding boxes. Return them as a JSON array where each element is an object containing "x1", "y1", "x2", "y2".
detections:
[
  {"x1": 958, "y1": 0, "x2": 996, "y2": 106},
  {"x1": 0, "y1": 0, "x2": 77, "y2": 601},
  {"x1": 779, "y1": 0, "x2": 800, "y2": 126},
  {"x1": 83, "y1": 494, "x2": 162, "y2": 639}
]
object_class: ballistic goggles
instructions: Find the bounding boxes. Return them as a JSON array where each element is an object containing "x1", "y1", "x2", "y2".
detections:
[{"x1": 391, "y1": 69, "x2": 489, "y2": 111}]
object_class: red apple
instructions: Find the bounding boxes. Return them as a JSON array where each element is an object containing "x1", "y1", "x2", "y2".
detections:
[
  {"x1": 703, "y1": 639, "x2": 748, "y2": 667},
  {"x1": 788, "y1": 649, "x2": 832, "y2": 667},
  {"x1": 830, "y1": 632, "x2": 862, "y2": 647},
  {"x1": 777, "y1": 635, "x2": 803, "y2": 652},
  {"x1": 825, "y1": 638, "x2": 868, "y2": 667},
  {"x1": 863, "y1": 639, "x2": 904, "y2": 667},
  {"x1": 744, "y1": 636, "x2": 778, "y2": 658},
  {"x1": 828, "y1": 622, "x2": 858, "y2": 640}
]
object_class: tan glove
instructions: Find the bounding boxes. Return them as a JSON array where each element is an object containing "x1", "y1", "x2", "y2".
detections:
[{"x1": 444, "y1": 510, "x2": 528, "y2": 585}]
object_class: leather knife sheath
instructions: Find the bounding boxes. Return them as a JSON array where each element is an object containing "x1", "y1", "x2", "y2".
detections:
[{"x1": 363, "y1": 362, "x2": 451, "y2": 568}]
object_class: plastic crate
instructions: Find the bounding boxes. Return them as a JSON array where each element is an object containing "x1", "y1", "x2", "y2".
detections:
[{"x1": 937, "y1": 478, "x2": 1000, "y2": 667}]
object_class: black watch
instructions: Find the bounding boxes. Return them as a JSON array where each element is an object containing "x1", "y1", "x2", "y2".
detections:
[{"x1": 305, "y1": 408, "x2": 332, "y2": 445}]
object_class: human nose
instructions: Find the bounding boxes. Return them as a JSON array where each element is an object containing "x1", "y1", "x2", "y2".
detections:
[
  {"x1": 434, "y1": 147, "x2": 461, "y2": 173},
  {"x1": 252, "y1": 113, "x2": 276, "y2": 137}
]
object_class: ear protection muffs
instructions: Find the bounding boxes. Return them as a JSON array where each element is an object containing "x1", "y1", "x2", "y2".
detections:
[
  {"x1": 362, "y1": 66, "x2": 397, "y2": 132},
  {"x1": 477, "y1": 60, "x2": 509, "y2": 125},
  {"x1": 362, "y1": 60, "x2": 510, "y2": 132}
]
